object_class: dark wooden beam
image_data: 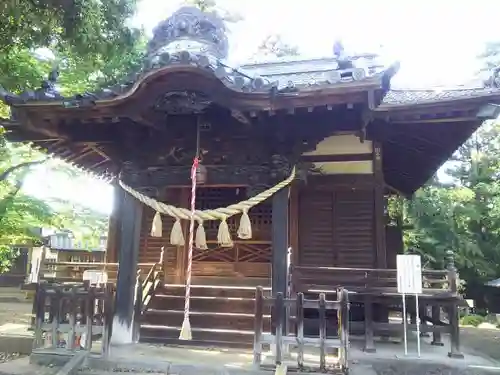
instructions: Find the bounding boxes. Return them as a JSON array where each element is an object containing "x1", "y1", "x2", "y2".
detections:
[
  {"x1": 301, "y1": 153, "x2": 372, "y2": 163},
  {"x1": 111, "y1": 185, "x2": 143, "y2": 344},
  {"x1": 389, "y1": 117, "x2": 477, "y2": 124},
  {"x1": 121, "y1": 165, "x2": 292, "y2": 192}
]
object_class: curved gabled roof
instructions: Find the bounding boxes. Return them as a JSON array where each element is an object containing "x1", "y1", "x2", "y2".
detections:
[
  {"x1": 2, "y1": 6, "x2": 500, "y2": 195},
  {"x1": 0, "y1": 6, "x2": 398, "y2": 112}
]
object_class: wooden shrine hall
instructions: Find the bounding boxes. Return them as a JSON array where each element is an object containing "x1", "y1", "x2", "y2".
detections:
[{"x1": 3, "y1": 6, "x2": 500, "y2": 356}]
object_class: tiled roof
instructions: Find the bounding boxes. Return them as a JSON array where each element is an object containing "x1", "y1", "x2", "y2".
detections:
[{"x1": 381, "y1": 88, "x2": 500, "y2": 105}]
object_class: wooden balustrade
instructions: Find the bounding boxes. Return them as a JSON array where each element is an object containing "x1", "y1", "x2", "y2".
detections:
[
  {"x1": 254, "y1": 287, "x2": 349, "y2": 373},
  {"x1": 288, "y1": 250, "x2": 463, "y2": 358},
  {"x1": 32, "y1": 282, "x2": 114, "y2": 357},
  {"x1": 292, "y1": 265, "x2": 454, "y2": 295},
  {"x1": 141, "y1": 248, "x2": 165, "y2": 313}
]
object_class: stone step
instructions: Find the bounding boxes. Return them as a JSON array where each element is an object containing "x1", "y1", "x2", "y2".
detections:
[
  {"x1": 139, "y1": 325, "x2": 262, "y2": 348},
  {"x1": 158, "y1": 284, "x2": 271, "y2": 299},
  {"x1": 150, "y1": 295, "x2": 264, "y2": 314},
  {"x1": 143, "y1": 309, "x2": 271, "y2": 331}
]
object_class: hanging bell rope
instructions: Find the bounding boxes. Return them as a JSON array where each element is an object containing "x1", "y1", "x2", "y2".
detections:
[
  {"x1": 118, "y1": 166, "x2": 296, "y2": 247},
  {"x1": 179, "y1": 156, "x2": 199, "y2": 340}
]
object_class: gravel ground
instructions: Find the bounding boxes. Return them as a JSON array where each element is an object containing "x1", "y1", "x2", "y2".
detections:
[
  {"x1": 0, "y1": 300, "x2": 31, "y2": 364},
  {"x1": 460, "y1": 327, "x2": 500, "y2": 362},
  {"x1": 0, "y1": 297, "x2": 499, "y2": 374},
  {"x1": 371, "y1": 363, "x2": 481, "y2": 375},
  {"x1": 0, "y1": 301, "x2": 32, "y2": 327}
]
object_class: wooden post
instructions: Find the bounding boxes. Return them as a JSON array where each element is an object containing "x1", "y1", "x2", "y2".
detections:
[
  {"x1": 419, "y1": 303, "x2": 430, "y2": 338},
  {"x1": 339, "y1": 288, "x2": 350, "y2": 370},
  {"x1": 67, "y1": 286, "x2": 77, "y2": 351},
  {"x1": 272, "y1": 186, "x2": 290, "y2": 334},
  {"x1": 133, "y1": 274, "x2": 142, "y2": 343},
  {"x1": 85, "y1": 285, "x2": 94, "y2": 351},
  {"x1": 51, "y1": 288, "x2": 61, "y2": 348},
  {"x1": 275, "y1": 292, "x2": 285, "y2": 365},
  {"x1": 363, "y1": 294, "x2": 376, "y2": 352},
  {"x1": 253, "y1": 286, "x2": 264, "y2": 365},
  {"x1": 319, "y1": 293, "x2": 326, "y2": 371},
  {"x1": 373, "y1": 143, "x2": 387, "y2": 269},
  {"x1": 111, "y1": 186, "x2": 143, "y2": 344},
  {"x1": 431, "y1": 305, "x2": 444, "y2": 346},
  {"x1": 289, "y1": 185, "x2": 299, "y2": 268},
  {"x1": 296, "y1": 292, "x2": 304, "y2": 369},
  {"x1": 446, "y1": 250, "x2": 463, "y2": 359},
  {"x1": 102, "y1": 284, "x2": 114, "y2": 358},
  {"x1": 32, "y1": 284, "x2": 45, "y2": 350}
]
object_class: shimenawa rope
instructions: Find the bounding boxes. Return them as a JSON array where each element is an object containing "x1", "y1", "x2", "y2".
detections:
[{"x1": 118, "y1": 166, "x2": 296, "y2": 248}]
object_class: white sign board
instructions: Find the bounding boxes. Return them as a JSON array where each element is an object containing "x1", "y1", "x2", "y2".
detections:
[
  {"x1": 83, "y1": 270, "x2": 108, "y2": 285},
  {"x1": 397, "y1": 254, "x2": 422, "y2": 295}
]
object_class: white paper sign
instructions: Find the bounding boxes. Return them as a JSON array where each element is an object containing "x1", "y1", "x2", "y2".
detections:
[
  {"x1": 83, "y1": 270, "x2": 108, "y2": 285},
  {"x1": 397, "y1": 254, "x2": 422, "y2": 294}
]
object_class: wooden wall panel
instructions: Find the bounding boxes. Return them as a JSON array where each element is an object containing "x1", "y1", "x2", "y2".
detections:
[
  {"x1": 333, "y1": 190, "x2": 375, "y2": 268},
  {"x1": 298, "y1": 190, "x2": 335, "y2": 266},
  {"x1": 297, "y1": 179, "x2": 376, "y2": 269}
]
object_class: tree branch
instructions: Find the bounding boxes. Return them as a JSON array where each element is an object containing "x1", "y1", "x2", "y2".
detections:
[
  {"x1": 0, "y1": 180, "x2": 22, "y2": 222},
  {"x1": 0, "y1": 159, "x2": 47, "y2": 182}
]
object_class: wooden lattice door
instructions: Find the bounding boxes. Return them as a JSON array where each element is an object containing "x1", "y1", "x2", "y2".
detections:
[{"x1": 189, "y1": 187, "x2": 272, "y2": 279}]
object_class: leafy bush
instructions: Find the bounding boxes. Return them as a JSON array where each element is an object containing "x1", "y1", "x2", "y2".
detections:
[{"x1": 460, "y1": 314, "x2": 485, "y2": 327}]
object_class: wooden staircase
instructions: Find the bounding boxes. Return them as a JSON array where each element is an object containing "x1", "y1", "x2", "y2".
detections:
[{"x1": 139, "y1": 283, "x2": 272, "y2": 347}]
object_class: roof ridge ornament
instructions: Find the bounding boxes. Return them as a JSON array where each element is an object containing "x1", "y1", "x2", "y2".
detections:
[{"x1": 147, "y1": 6, "x2": 229, "y2": 60}]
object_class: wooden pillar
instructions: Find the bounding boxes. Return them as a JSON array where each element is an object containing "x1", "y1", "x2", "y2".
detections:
[
  {"x1": 272, "y1": 187, "x2": 290, "y2": 296},
  {"x1": 272, "y1": 187, "x2": 290, "y2": 334},
  {"x1": 363, "y1": 294, "x2": 376, "y2": 352},
  {"x1": 111, "y1": 186, "x2": 143, "y2": 345},
  {"x1": 289, "y1": 185, "x2": 299, "y2": 269},
  {"x1": 431, "y1": 305, "x2": 444, "y2": 346},
  {"x1": 373, "y1": 143, "x2": 387, "y2": 268},
  {"x1": 446, "y1": 250, "x2": 463, "y2": 359}
]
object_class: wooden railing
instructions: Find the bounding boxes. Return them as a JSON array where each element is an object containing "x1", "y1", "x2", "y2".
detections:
[
  {"x1": 32, "y1": 282, "x2": 114, "y2": 357},
  {"x1": 289, "y1": 250, "x2": 463, "y2": 358},
  {"x1": 254, "y1": 287, "x2": 350, "y2": 373},
  {"x1": 32, "y1": 260, "x2": 158, "y2": 285},
  {"x1": 140, "y1": 248, "x2": 164, "y2": 313},
  {"x1": 292, "y1": 265, "x2": 456, "y2": 295}
]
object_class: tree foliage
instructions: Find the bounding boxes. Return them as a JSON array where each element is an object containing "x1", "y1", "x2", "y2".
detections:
[
  {"x1": 385, "y1": 43, "x2": 500, "y2": 301},
  {"x1": 182, "y1": 0, "x2": 243, "y2": 22},
  {"x1": 397, "y1": 121, "x2": 500, "y2": 295},
  {"x1": 0, "y1": 128, "x2": 109, "y2": 272},
  {"x1": 0, "y1": 0, "x2": 141, "y2": 270},
  {"x1": 0, "y1": 0, "x2": 146, "y2": 117},
  {"x1": 0, "y1": 0, "x2": 139, "y2": 57},
  {"x1": 256, "y1": 34, "x2": 300, "y2": 58}
]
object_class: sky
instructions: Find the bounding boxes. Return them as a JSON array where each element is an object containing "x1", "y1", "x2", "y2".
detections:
[{"x1": 22, "y1": 0, "x2": 500, "y2": 215}]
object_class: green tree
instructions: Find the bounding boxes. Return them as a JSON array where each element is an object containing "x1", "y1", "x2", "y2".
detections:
[
  {"x1": 0, "y1": 0, "x2": 145, "y2": 117},
  {"x1": 399, "y1": 121, "x2": 500, "y2": 291},
  {"x1": 394, "y1": 42, "x2": 500, "y2": 297},
  {"x1": 0, "y1": 0, "x2": 140, "y2": 58},
  {"x1": 0, "y1": 0, "x2": 143, "y2": 269},
  {"x1": 256, "y1": 34, "x2": 300, "y2": 58},
  {"x1": 183, "y1": 0, "x2": 243, "y2": 22}
]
